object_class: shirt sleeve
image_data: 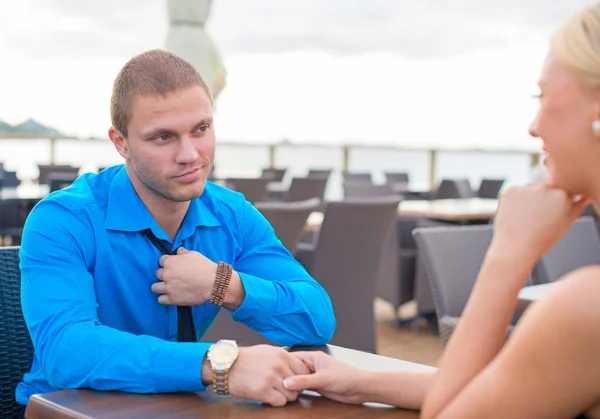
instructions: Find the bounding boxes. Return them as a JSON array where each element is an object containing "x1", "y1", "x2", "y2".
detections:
[
  {"x1": 20, "y1": 199, "x2": 209, "y2": 393},
  {"x1": 230, "y1": 201, "x2": 336, "y2": 346}
]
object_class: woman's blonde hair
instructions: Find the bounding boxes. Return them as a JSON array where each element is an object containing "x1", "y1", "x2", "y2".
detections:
[{"x1": 551, "y1": 3, "x2": 600, "y2": 86}]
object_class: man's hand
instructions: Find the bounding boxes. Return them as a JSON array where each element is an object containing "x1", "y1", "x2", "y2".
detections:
[
  {"x1": 151, "y1": 247, "x2": 247, "y2": 309},
  {"x1": 283, "y1": 351, "x2": 368, "y2": 405},
  {"x1": 151, "y1": 248, "x2": 216, "y2": 306},
  {"x1": 201, "y1": 345, "x2": 311, "y2": 407}
]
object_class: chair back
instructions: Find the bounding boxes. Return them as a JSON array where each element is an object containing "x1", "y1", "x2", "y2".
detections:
[
  {"x1": 341, "y1": 172, "x2": 372, "y2": 183},
  {"x1": 0, "y1": 200, "x2": 25, "y2": 230},
  {"x1": 478, "y1": 179, "x2": 505, "y2": 199},
  {"x1": 285, "y1": 177, "x2": 328, "y2": 202},
  {"x1": 307, "y1": 169, "x2": 332, "y2": 180},
  {"x1": 261, "y1": 168, "x2": 286, "y2": 182},
  {"x1": 255, "y1": 198, "x2": 321, "y2": 255},
  {"x1": 413, "y1": 225, "x2": 494, "y2": 319},
  {"x1": 433, "y1": 179, "x2": 474, "y2": 199},
  {"x1": 49, "y1": 172, "x2": 79, "y2": 192},
  {"x1": 533, "y1": 216, "x2": 600, "y2": 284},
  {"x1": 0, "y1": 247, "x2": 33, "y2": 419},
  {"x1": 200, "y1": 310, "x2": 276, "y2": 346},
  {"x1": 225, "y1": 178, "x2": 270, "y2": 203},
  {"x1": 414, "y1": 224, "x2": 535, "y2": 345},
  {"x1": 2, "y1": 171, "x2": 20, "y2": 188},
  {"x1": 384, "y1": 172, "x2": 409, "y2": 185},
  {"x1": 374, "y1": 216, "x2": 416, "y2": 314},
  {"x1": 343, "y1": 182, "x2": 394, "y2": 198},
  {"x1": 37, "y1": 165, "x2": 79, "y2": 185},
  {"x1": 308, "y1": 196, "x2": 400, "y2": 352}
]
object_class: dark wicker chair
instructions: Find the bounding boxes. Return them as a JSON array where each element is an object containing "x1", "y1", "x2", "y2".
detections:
[
  {"x1": 0, "y1": 200, "x2": 30, "y2": 246},
  {"x1": 0, "y1": 247, "x2": 33, "y2": 418},
  {"x1": 2, "y1": 171, "x2": 21, "y2": 188}
]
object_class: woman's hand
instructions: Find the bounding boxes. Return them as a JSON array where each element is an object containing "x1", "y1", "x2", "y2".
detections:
[
  {"x1": 283, "y1": 351, "x2": 368, "y2": 405},
  {"x1": 490, "y1": 184, "x2": 591, "y2": 265}
]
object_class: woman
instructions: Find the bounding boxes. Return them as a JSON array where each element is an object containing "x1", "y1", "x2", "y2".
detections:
[{"x1": 283, "y1": 3, "x2": 600, "y2": 418}]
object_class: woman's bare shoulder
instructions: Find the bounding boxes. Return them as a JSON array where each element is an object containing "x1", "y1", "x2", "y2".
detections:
[{"x1": 536, "y1": 265, "x2": 600, "y2": 320}]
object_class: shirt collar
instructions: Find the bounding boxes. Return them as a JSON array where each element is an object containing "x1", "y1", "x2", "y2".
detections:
[{"x1": 104, "y1": 166, "x2": 221, "y2": 241}]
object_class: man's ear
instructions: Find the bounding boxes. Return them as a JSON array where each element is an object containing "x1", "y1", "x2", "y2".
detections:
[{"x1": 108, "y1": 127, "x2": 130, "y2": 159}]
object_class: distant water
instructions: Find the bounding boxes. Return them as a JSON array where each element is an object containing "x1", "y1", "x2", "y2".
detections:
[{"x1": 0, "y1": 138, "x2": 535, "y2": 200}]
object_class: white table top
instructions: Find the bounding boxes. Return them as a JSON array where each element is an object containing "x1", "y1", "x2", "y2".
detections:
[
  {"x1": 398, "y1": 198, "x2": 498, "y2": 221},
  {"x1": 306, "y1": 198, "x2": 499, "y2": 228},
  {"x1": 517, "y1": 283, "x2": 555, "y2": 311}
]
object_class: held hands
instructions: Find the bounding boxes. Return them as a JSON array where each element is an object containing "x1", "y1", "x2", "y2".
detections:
[
  {"x1": 490, "y1": 184, "x2": 591, "y2": 265},
  {"x1": 151, "y1": 248, "x2": 216, "y2": 306},
  {"x1": 226, "y1": 345, "x2": 312, "y2": 407},
  {"x1": 282, "y1": 351, "x2": 367, "y2": 405}
]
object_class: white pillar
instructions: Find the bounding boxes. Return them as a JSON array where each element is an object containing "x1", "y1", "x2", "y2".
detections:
[{"x1": 166, "y1": 0, "x2": 227, "y2": 99}]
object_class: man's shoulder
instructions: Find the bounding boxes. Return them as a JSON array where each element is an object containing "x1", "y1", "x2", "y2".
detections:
[
  {"x1": 22, "y1": 168, "x2": 122, "y2": 257},
  {"x1": 201, "y1": 180, "x2": 248, "y2": 211},
  {"x1": 35, "y1": 167, "x2": 114, "y2": 216}
]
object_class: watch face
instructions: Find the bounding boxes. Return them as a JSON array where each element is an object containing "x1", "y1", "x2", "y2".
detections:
[{"x1": 210, "y1": 341, "x2": 239, "y2": 365}]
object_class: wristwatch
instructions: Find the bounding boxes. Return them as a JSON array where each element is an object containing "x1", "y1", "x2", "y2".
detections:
[{"x1": 207, "y1": 339, "x2": 239, "y2": 395}]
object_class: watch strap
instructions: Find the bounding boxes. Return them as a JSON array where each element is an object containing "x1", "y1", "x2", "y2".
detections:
[{"x1": 213, "y1": 364, "x2": 230, "y2": 395}]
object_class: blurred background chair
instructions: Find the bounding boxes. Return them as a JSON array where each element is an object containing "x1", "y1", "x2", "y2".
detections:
[
  {"x1": 410, "y1": 218, "x2": 455, "y2": 332},
  {"x1": 431, "y1": 179, "x2": 474, "y2": 200},
  {"x1": 385, "y1": 172, "x2": 409, "y2": 185},
  {"x1": 341, "y1": 172, "x2": 372, "y2": 184},
  {"x1": 295, "y1": 196, "x2": 401, "y2": 353},
  {"x1": 1, "y1": 171, "x2": 21, "y2": 188},
  {"x1": 37, "y1": 164, "x2": 79, "y2": 185},
  {"x1": 0, "y1": 199, "x2": 29, "y2": 246},
  {"x1": 281, "y1": 177, "x2": 328, "y2": 203},
  {"x1": 413, "y1": 224, "x2": 518, "y2": 346},
  {"x1": 477, "y1": 178, "x2": 505, "y2": 199},
  {"x1": 49, "y1": 172, "x2": 79, "y2": 192},
  {"x1": 225, "y1": 177, "x2": 270, "y2": 203},
  {"x1": 582, "y1": 203, "x2": 598, "y2": 216},
  {"x1": 385, "y1": 171, "x2": 410, "y2": 195},
  {"x1": 343, "y1": 182, "x2": 395, "y2": 199},
  {"x1": 255, "y1": 198, "x2": 320, "y2": 255},
  {"x1": 261, "y1": 168, "x2": 287, "y2": 182},
  {"x1": 0, "y1": 247, "x2": 34, "y2": 419},
  {"x1": 532, "y1": 216, "x2": 600, "y2": 285},
  {"x1": 307, "y1": 169, "x2": 332, "y2": 180},
  {"x1": 200, "y1": 309, "x2": 276, "y2": 346},
  {"x1": 374, "y1": 215, "x2": 417, "y2": 326}
]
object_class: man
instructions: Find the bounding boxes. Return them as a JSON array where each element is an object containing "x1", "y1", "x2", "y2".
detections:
[{"x1": 17, "y1": 49, "x2": 335, "y2": 408}]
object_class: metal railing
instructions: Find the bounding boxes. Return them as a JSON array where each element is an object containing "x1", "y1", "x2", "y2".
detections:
[{"x1": 0, "y1": 135, "x2": 542, "y2": 189}]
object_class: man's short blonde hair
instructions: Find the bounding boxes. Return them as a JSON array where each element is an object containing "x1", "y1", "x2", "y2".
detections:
[{"x1": 110, "y1": 49, "x2": 212, "y2": 137}]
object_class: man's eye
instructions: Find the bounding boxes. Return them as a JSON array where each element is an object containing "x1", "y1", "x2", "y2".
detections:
[
  {"x1": 155, "y1": 134, "x2": 170, "y2": 142},
  {"x1": 196, "y1": 125, "x2": 208, "y2": 133}
]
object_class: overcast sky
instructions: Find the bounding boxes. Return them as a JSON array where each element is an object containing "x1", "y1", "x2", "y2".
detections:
[{"x1": 0, "y1": 0, "x2": 596, "y2": 148}]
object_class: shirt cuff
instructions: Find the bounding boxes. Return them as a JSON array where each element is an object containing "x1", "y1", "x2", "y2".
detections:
[
  {"x1": 231, "y1": 272, "x2": 276, "y2": 322},
  {"x1": 152, "y1": 341, "x2": 211, "y2": 393}
]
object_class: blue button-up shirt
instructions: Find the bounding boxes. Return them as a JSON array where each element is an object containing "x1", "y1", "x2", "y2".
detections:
[{"x1": 17, "y1": 165, "x2": 335, "y2": 404}]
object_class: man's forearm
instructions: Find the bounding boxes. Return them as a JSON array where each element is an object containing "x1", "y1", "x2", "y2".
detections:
[
  {"x1": 228, "y1": 272, "x2": 335, "y2": 346},
  {"x1": 36, "y1": 322, "x2": 210, "y2": 393}
]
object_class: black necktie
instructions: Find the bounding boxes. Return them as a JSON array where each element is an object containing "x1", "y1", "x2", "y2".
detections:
[{"x1": 142, "y1": 229, "x2": 197, "y2": 343}]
